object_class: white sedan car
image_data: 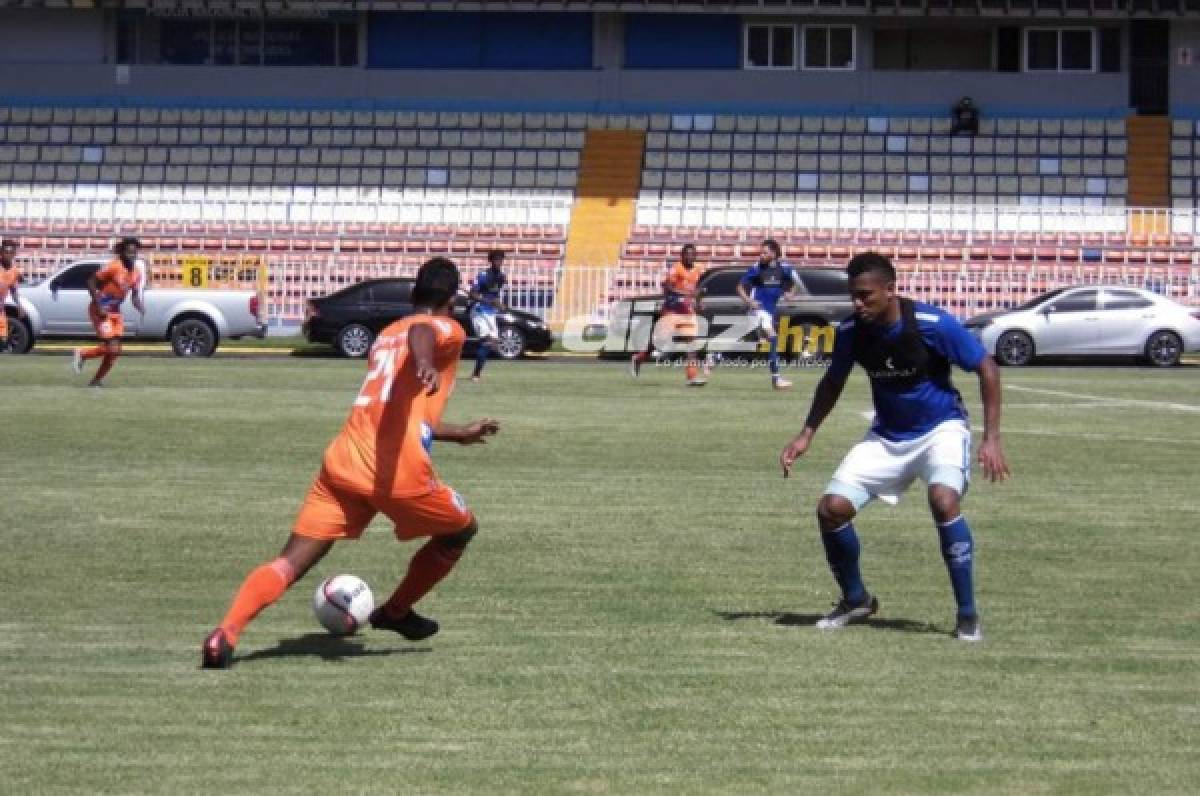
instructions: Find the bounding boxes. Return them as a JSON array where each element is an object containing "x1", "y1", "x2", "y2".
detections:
[{"x1": 964, "y1": 286, "x2": 1200, "y2": 366}]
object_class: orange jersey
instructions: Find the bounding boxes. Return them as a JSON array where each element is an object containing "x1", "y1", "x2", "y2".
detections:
[
  {"x1": 92, "y1": 259, "x2": 142, "y2": 313},
  {"x1": 662, "y1": 262, "x2": 702, "y2": 313},
  {"x1": 323, "y1": 314, "x2": 466, "y2": 499},
  {"x1": 0, "y1": 265, "x2": 20, "y2": 304}
]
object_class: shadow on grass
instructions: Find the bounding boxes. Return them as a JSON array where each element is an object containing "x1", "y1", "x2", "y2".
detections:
[
  {"x1": 235, "y1": 633, "x2": 432, "y2": 665},
  {"x1": 715, "y1": 610, "x2": 944, "y2": 635}
]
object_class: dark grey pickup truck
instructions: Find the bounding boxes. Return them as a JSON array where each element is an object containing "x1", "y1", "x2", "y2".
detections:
[{"x1": 604, "y1": 265, "x2": 853, "y2": 357}]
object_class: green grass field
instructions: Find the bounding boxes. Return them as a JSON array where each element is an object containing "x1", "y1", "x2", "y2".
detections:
[{"x1": 2, "y1": 354, "x2": 1198, "y2": 794}]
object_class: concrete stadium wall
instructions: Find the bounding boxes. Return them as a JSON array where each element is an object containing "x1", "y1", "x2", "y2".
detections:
[
  {"x1": 0, "y1": 9, "x2": 1127, "y2": 115},
  {"x1": 1171, "y1": 21, "x2": 1200, "y2": 117}
]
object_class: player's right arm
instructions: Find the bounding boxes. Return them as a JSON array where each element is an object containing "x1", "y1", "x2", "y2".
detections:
[
  {"x1": 780, "y1": 325, "x2": 854, "y2": 477},
  {"x1": 780, "y1": 370, "x2": 849, "y2": 477},
  {"x1": 736, "y1": 268, "x2": 759, "y2": 310},
  {"x1": 406, "y1": 321, "x2": 441, "y2": 395}
]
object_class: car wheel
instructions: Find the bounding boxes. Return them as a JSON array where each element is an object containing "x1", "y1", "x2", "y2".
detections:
[
  {"x1": 1144, "y1": 330, "x2": 1182, "y2": 367},
  {"x1": 336, "y1": 323, "x2": 374, "y2": 358},
  {"x1": 995, "y1": 330, "x2": 1034, "y2": 366},
  {"x1": 170, "y1": 318, "x2": 218, "y2": 357},
  {"x1": 494, "y1": 325, "x2": 526, "y2": 360},
  {"x1": 3, "y1": 316, "x2": 33, "y2": 354}
]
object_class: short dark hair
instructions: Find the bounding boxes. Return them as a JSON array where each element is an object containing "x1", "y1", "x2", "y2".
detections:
[
  {"x1": 487, "y1": 249, "x2": 505, "y2": 265},
  {"x1": 115, "y1": 236, "x2": 141, "y2": 251},
  {"x1": 412, "y1": 257, "x2": 461, "y2": 308},
  {"x1": 1, "y1": 238, "x2": 16, "y2": 249},
  {"x1": 680, "y1": 243, "x2": 697, "y2": 254},
  {"x1": 846, "y1": 251, "x2": 896, "y2": 283},
  {"x1": 762, "y1": 238, "x2": 782, "y2": 258}
]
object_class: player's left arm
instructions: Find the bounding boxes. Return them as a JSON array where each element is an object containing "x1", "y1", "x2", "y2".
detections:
[
  {"x1": 933, "y1": 313, "x2": 1011, "y2": 482},
  {"x1": 406, "y1": 321, "x2": 441, "y2": 395},
  {"x1": 433, "y1": 418, "x2": 500, "y2": 445},
  {"x1": 974, "y1": 356, "x2": 1010, "y2": 482}
]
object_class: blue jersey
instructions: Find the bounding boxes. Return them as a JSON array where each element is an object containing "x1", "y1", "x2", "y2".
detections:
[
  {"x1": 739, "y1": 262, "x2": 798, "y2": 315},
  {"x1": 472, "y1": 269, "x2": 506, "y2": 314},
  {"x1": 828, "y1": 301, "x2": 986, "y2": 441}
]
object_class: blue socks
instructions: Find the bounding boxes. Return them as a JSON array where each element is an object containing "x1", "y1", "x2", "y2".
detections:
[
  {"x1": 821, "y1": 523, "x2": 866, "y2": 605},
  {"x1": 937, "y1": 516, "x2": 976, "y2": 619},
  {"x1": 472, "y1": 342, "x2": 489, "y2": 378}
]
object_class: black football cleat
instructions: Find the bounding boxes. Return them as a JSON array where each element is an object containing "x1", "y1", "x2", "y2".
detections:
[
  {"x1": 369, "y1": 608, "x2": 439, "y2": 641},
  {"x1": 201, "y1": 628, "x2": 234, "y2": 669}
]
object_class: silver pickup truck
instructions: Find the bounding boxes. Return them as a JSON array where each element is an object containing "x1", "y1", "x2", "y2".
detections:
[{"x1": 5, "y1": 259, "x2": 266, "y2": 356}]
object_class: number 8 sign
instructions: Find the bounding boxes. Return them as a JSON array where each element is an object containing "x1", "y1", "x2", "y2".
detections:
[{"x1": 182, "y1": 256, "x2": 209, "y2": 289}]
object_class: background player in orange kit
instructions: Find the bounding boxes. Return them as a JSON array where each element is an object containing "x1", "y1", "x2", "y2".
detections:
[
  {"x1": 630, "y1": 243, "x2": 709, "y2": 386},
  {"x1": 72, "y1": 236, "x2": 145, "y2": 386},
  {"x1": 0, "y1": 238, "x2": 27, "y2": 353},
  {"x1": 202, "y1": 257, "x2": 499, "y2": 669}
]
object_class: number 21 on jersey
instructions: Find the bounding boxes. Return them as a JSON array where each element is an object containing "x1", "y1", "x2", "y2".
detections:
[{"x1": 354, "y1": 339, "x2": 405, "y2": 406}]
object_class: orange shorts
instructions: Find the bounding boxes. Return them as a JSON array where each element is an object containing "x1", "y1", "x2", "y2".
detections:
[
  {"x1": 653, "y1": 311, "x2": 700, "y2": 350},
  {"x1": 293, "y1": 466, "x2": 474, "y2": 542},
  {"x1": 89, "y1": 305, "x2": 124, "y2": 340}
]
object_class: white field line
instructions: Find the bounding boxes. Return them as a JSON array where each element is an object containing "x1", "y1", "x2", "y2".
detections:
[
  {"x1": 970, "y1": 424, "x2": 1200, "y2": 446},
  {"x1": 1007, "y1": 384, "x2": 1200, "y2": 414}
]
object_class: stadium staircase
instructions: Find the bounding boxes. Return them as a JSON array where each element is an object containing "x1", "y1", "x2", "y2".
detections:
[
  {"x1": 1127, "y1": 116, "x2": 1171, "y2": 210},
  {"x1": 555, "y1": 129, "x2": 646, "y2": 326}
]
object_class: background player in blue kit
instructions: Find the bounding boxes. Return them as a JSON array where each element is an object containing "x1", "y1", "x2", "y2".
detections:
[
  {"x1": 737, "y1": 239, "x2": 799, "y2": 390},
  {"x1": 469, "y1": 249, "x2": 508, "y2": 382},
  {"x1": 780, "y1": 252, "x2": 1010, "y2": 642}
]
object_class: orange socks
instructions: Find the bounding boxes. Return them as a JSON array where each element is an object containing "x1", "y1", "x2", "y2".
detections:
[
  {"x1": 80, "y1": 346, "x2": 106, "y2": 361},
  {"x1": 382, "y1": 541, "x2": 464, "y2": 619},
  {"x1": 685, "y1": 362, "x2": 699, "y2": 381},
  {"x1": 219, "y1": 558, "x2": 296, "y2": 645}
]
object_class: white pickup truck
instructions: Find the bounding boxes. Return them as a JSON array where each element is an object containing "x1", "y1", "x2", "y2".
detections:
[{"x1": 5, "y1": 259, "x2": 267, "y2": 356}]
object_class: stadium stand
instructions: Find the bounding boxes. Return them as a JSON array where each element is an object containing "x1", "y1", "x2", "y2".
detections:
[
  {"x1": 638, "y1": 114, "x2": 1129, "y2": 223},
  {"x1": 2, "y1": 105, "x2": 1198, "y2": 325}
]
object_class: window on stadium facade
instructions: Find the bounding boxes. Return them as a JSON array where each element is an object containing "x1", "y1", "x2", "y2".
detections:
[
  {"x1": 744, "y1": 24, "x2": 796, "y2": 69},
  {"x1": 1025, "y1": 28, "x2": 1094, "y2": 72},
  {"x1": 157, "y1": 18, "x2": 358, "y2": 67},
  {"x1": 803, "y1": 25, "x2": 855, "y2": 70}
]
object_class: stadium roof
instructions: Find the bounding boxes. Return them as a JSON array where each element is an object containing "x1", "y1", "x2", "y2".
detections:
[{"x1": 3, "y1": 0, "x2": 1200, "y2": 18}]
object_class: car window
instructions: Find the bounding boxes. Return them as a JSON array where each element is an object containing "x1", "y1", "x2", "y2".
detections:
[
  {"x1": 797, "y1": 269, "x2": 847, "y2": 297},
  {"x1": 369, "y1": 281, "x2": 412, "y2": 303},
  {"x1": 700, "y1": 271, "x2": 743, "y2": 296},
  {"x1": 1048, "y1": 289, "x2": 1098, "y2": 313},
  {"x1": 1102, "y1": 289, "x2": 1153, "y2": 310},
  {"x1": 54, "y1": 263, "x2": 100, "y2": 290}
]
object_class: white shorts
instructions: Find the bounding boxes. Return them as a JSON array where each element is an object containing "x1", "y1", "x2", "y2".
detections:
[
  {"x1": 825, "y1": 419, "x2": 972, "y2": 509},
  {"x1": 471, "y1": 309, "x2": 499, "y2": 341},
  {"x1": 751, "y1": 309, "x2": 775, "y2": 337}
]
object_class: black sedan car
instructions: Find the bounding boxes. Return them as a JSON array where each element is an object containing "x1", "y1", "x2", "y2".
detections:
[{"x1": 303, "y1": 278, "x2": 554, "y2": 359}]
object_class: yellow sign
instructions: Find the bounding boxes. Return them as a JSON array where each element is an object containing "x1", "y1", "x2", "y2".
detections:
[{"x1": 182, "y1": 256, "x2": 208, "y2": 289}]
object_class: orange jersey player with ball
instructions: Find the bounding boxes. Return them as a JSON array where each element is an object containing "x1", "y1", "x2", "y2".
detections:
[
  {"x1": 72, "y1": 236, "x2": 145, "y2": 387},
  {"x1": 203, "y1": 257, "x2": 499, "y2": 669}
]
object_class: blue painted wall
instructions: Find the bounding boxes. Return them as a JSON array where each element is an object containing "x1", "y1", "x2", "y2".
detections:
[
  {"x1": 623, "y1": 14, "x2": 741, "y2": 69},
  {"x1": 367, "y1": 12, "x2": 592, "y2": 69}
]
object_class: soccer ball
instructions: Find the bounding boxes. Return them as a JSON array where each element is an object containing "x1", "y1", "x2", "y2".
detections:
[{"x1": 313, "y1": 574, "x2": 374, "y2": 636}]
